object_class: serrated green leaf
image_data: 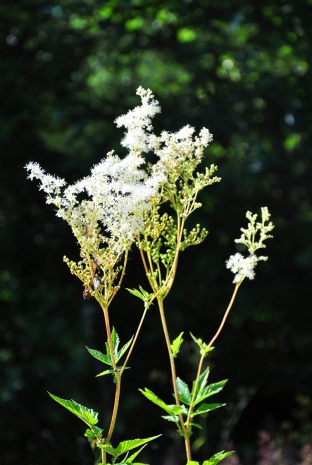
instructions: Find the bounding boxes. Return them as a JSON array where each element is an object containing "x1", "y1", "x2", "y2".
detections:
[
  {"x1": 87, "y1": 329, "x2": 130, "y2": 369},
  {"x1": 97, "y1": 443, "x2": 117, "y2": 455},
  {"x1": 121, "y1": 445, "x2": 147, "y2": 463},
  {"x1": 49, "y1": 393, "x2": 99, "y2": 427},
  {"x1": 161, "y1": 415, "x2": 179, "y2": 423},
  {"x1": 116, "y1": 336, "x2": 133, "y2": 362},
  {"x1": 111, "y1": 327, "x2": 120, "y2": 359},
  {"x1": 191, "y1": 368, "x2": 210, "y2": 403},
  {"x1": 203, "y1": 450, "x2": 234, "y2": 465},
  {"x1": 197, "y1": 368, "x2": 210, "y2": 393},
  {"x1": 139, "y1": 388, "x2": 183, "y2": 415},
  {"x1": 176, "y1": 377, "x2": 191, "y2": 405},
  {"x1": 194, "y1": 380, "x2": 227, "y2": 406},
  {"x1": 86, "y1": 347, "x2": 113, "y2": 366},
  {"x1": 85, "y1": 429, "x2": 95, "y2": 438},
  {"x1": 98, "y1": 436, "x2": 161, "y2": 459},
  {"x1": 190, "y1": 333, "x2": 214, "y2": 356},
  {"x1": 115, "y1": 436, "x2": 161, "y2": 456},
  {"x1": 84, "y1": 425, "x2": 104, "y2": 439},
  {"x1": 126, "y1": 286, "x2": 154, "y2": 309},
  {"x1": 127, "y1": 288, "x2": 145, "y2": 300},
  {"x1": 170, "y1": 332, "x2": 184, "y2": 358},
  {"x1": 193, "y1": 403, "x2": 225, "y2": 416},
  {"x1": 96, "y1": 369, "x2": 115, "y2": 377},
  {"x1": 190, "y1": 421, "x2": 202, "y2": 430},
  {"x1": 170, "y1": 404, "x2": 184, "y2": 415},
  {"x1": 138, "y1": 285, "x2": 154, "y2": 300}
]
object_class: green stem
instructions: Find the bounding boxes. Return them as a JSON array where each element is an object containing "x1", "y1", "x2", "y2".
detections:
[
  {"x1": 207, "y1": 282, "x2": 241, "y2": 348},
  {"x1": 100, "y1": 378, "x2": 121, "y2": 465},
  {"x1": 186, "y1": 282, "x2": 241, "y2": 435},
  {"x1": 121, "y1": 306, "x2": 148, "y2": 375},
  {"x1": 101, "y1": 305, "x2": 117, "y2": 371},
  {"x1": 99, "y1": 304, "x2": 119, "y2": 465},
  {"x1": 106, "y1": 377, "x2": 121, "y2": 443},
  {"x1": 101, "y1": 447, "x2": 106, "y2": 464},
  {"x1": 157, "y1": 298, "x2": 192, "y2": 462}
]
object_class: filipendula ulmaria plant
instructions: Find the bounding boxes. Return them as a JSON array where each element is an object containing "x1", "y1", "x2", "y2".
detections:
[
  {"x1": 116, "y1": 89, "x2": 274, "y2": 464},
  {"x1": 26, "y1": 88, "x2": 274, "y2": 465},
  {"x1": 25, "y1": 136, "x2": 165, "y2": 463}
]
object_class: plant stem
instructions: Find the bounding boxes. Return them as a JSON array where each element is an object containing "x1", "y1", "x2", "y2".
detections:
[
  {"x1": 121, "y1": 307, "x2": 148, "y2": 375},
  {"x1": 101, "y1": 305, "x2": 117, "y2": 371},
  {"x1": 106, "y1": 377, "x2": 121, "y2": 443},
  {"x1": 99, "y1": 303, "x2": 119, "y2": 465},
  {"x1": 207, "y1": 282, "x2": 241, "y2": 348},
  {"x1": 101, "y1": 447, "x2": 106, "y2": 464},
  {"x1": 157, "y1": 298, "x2": 191, "y2": 462}
]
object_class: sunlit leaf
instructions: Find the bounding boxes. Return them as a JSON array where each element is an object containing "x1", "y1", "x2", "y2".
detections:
[
  {"x1": 170, "y1": 332, "x2": 184, "y2": 358},
  {"x1": 193, "y1": 380, "x2": 227, "y2": 406},
  {"x1": 139, "y1": 388, "x2": 183, "y2": 415},
  {"x1": 116, "y1": 336, "x2": 133, "y2": 362},
  {"x1": 98, "y1": 436, "x2": 161, "y2": 458},
  {"x1": 176, "y1": 377, "x2": 191, "y2": 405},
  {"x1": 193, "y1": 403, "x2": 225, "y2": 416},
  {"x1": 86, "y1": 347, "x2": 112, "y2": 366},
  {"x1": 49, "y1": 393, "x2": 99, "y2": 427},
  {"x1": 203, "y1": 450, "x2": 234, "y2": 465},
  {"x1": 84, "y1": 425, "x2": 104, "y2": 439}
]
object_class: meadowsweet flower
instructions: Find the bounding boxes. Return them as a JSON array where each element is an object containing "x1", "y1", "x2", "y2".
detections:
[
  {"x1": 25, "y1": 150, "x2": 162, "y2": 258},
  {"x1": 226, "y1": 207, "x2": 274, "y2": 283},
  {"x1": 26, "y1": 87, "x2": 218, "y2": 298},
  {"x1": 115, "y1": 87, "x2": 161, "y2": 154},
  {"x1": 226, "y1": 253, "x2": 267, "y2": 283},
  {"x1": 114, "y1": 87, "x2": 215, "y2": 195}
]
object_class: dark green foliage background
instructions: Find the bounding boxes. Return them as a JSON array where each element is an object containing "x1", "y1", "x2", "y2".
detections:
[{"x1": 1, "y1": 0, "x2": 312, "y2": 464}]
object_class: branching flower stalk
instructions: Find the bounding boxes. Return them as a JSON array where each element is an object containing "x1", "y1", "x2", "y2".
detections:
[{"x1": 26, "y1": 87, "x2": 274, "y2": 465}]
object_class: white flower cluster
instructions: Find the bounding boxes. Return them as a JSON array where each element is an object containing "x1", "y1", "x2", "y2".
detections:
[
  {"x1": 226, "y1": 207, "x2": 274, "y2": 284},
  {"x1": 26, "y1": 87, "x2": 214, "y2": 261},
  {"x1": 26, "y1": 150, "x2": 163, "y2": 257},
  {"x1": 115, "y1": 86, "x2": 161, "y2": 154},
  {"x1": 115, "y1": 87, "x2": 213, "y2": 184},
  {"x1": 226, "y1": 253, "x2": 267, "y2": 284}
]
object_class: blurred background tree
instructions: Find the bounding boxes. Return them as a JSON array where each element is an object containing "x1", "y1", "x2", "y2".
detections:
[{"x1": 1, "y1": 0, "x2": 312, "y2": 464}]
